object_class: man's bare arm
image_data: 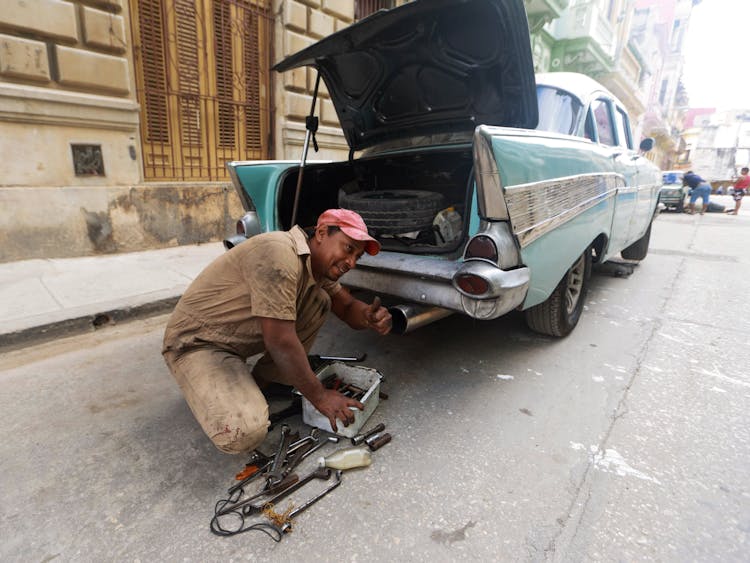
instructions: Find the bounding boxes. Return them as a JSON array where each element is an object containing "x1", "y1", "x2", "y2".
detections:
[{"x1": 260, "y1": 317, "x2": 362, "y2": 430}]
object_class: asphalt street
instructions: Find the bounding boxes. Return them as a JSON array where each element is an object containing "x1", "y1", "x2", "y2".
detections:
[{"x1": 0, "y1": 208, "x2": 748, "y2": 561}]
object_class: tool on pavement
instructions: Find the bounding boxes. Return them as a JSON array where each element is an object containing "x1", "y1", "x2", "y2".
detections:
[
  {"x1": 366, "y1": 432, "x2": 392, "y2": 451},
  {"x1": 216, "y1": 473, "x2": 299, "y2": 516},
  {"x1": 242, "y1": 466, "x2": 333, "y2": 516},
  {"x1": 228, "y1": 457, "x2": 272, "y2": 496},
  {"x1": 269, "y1": 469, "x2": 344, "y2": 534},
  {"x1": 286, "y1": 429, "x2": 320, "y2": 456},
  {"x1": 265, "y1": 424, "x2": 296, "y2": 489},
  {"x1": 350, "y1": 422, "x2": 385, "y2": 446}
]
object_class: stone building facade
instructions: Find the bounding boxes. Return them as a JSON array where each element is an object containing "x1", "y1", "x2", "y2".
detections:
[{"x1": 0, "y1": 0, "x2": 399, "y2": 263}]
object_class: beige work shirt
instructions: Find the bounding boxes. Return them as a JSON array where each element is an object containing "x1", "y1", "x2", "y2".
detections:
[{"x1": 162, "y1": 226, "x2": 341, "y2": 359}]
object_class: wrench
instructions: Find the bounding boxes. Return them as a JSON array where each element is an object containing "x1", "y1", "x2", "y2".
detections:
[
  {"x1": 286, "y1": 428, "x2": 320, "y2": 456},
  {"x1": 265, "y1": 424, "x2": 295, "y2": 489},
  {"x1": 276, "y1": 470, "x2": 343, "y2": 534},
  {"x1": 242, "y1": 466, "x2": 332, "y2": 516},
  {"x1": 216, "y1": 473, "x2": 298, "y2": 516},
  {"x1": 299, "y1": 435, "x2": 339, "y2": 461}
]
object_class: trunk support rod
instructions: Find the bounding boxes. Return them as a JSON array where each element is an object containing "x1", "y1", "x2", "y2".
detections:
[{"x1": 291, "y1": 71, "x2": 321, "y2": 228}]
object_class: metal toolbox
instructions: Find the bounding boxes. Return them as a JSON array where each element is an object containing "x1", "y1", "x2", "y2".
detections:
[{"x1": 302, "y1": 362, "x2": 382, "y2": 438}]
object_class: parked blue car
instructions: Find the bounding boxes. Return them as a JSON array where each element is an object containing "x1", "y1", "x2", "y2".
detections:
[{"x1": 658, "y1": 170, "x2": 687, "y2": 212}]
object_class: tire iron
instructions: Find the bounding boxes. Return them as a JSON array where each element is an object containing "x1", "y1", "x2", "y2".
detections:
[{"x1": 275, "y1": 469, "x2": 343, "y2": 534}]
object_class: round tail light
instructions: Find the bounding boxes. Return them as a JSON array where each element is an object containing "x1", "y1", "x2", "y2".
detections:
[
  {"x1": 465, "y1": 235, "x2": 498, "y2": 262},
  {"x1": 455, "y1": 274, "x2": 489, "y2": 296}
]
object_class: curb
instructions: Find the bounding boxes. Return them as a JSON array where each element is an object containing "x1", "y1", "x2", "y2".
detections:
[{"x1": 0, "y1": 296, "x2": 179, "y2": 353}]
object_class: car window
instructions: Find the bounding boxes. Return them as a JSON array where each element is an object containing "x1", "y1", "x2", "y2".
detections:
[
  {"x1": 591, "y1": 99, "x2": 615, "y2": 146},
  {"x1": 535, "y1": 86, "x2": 584, "y2": 136},
  {"x1": 613, "y1": 106, "x2": 632, "y2": 149},
  {"x1": 583, "y1": 110, "x2": 596, "y2": 140}
]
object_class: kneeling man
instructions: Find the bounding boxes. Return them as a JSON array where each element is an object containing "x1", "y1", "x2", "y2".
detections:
[{"x1": 162, "y1": 209, "x2": 391, "y2": 453}]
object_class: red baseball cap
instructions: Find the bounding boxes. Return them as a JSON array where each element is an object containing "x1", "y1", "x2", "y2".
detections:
[{"x1": 316, "y1": 208, "x2": 381, "y2": 256}]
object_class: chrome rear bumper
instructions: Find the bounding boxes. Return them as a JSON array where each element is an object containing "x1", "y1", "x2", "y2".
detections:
[{"x1": 342, "y1": 252, "x2": 529, "y2": 320}]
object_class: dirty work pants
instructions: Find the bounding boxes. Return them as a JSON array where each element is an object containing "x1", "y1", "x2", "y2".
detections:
[{"x1": 163, "y1": 311, "x2": 327, "y2": 455}]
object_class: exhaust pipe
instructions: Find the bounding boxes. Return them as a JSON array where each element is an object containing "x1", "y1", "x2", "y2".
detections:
[
  {"x1": 223, "y1": 234, "x2": 248, "y2": 250},
  {"x1": 388, "y1": 304, "x2": 453, "y2": 334}
]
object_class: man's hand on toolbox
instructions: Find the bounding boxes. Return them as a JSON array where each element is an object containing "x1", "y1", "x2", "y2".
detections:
[{"x1": 309, "y1": 387, "x2": 364, "y2": 432}]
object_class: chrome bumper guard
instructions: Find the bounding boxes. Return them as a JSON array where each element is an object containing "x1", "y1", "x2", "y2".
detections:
[{"x1": 342, "y1": 252, "x2": 530, "y2": 320}]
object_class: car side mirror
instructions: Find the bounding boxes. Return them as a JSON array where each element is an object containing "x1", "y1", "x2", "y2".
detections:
[{"x1": 639, "y1": 137, "x2": 655, "y2": 152}]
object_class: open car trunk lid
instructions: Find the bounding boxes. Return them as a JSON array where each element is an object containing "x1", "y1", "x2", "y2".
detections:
[{"x1": 273, "y1": 0, "x2": 538, "y2": 151}]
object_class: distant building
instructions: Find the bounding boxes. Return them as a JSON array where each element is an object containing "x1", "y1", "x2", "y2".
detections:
[{"x1": 688, "y1": 110, "x2": 750, "y2": 184}]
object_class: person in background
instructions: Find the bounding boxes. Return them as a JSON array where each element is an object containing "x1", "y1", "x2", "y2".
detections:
[
  {"x1": 682, "y1": 170, "x2": 711, "y2": 214},
  {"x1": 727, "y1": 167, "x2": 749, "y2": 215}
]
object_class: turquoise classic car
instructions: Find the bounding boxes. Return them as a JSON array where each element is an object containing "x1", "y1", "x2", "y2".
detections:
[{"x1": 225, "y1": 0, "x2": 661, "y2": 337}]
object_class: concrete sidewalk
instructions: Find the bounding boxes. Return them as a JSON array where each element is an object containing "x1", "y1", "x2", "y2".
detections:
[{"x1": 0, "y1": 243, "x2": 224, "y2": 351}]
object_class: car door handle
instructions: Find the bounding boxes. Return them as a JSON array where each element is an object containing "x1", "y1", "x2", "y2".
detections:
[{"x1": 611, "y1": 151, "x2": 623, "y2": 159}]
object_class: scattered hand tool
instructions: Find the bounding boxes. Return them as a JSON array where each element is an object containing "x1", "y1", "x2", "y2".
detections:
[
  {"x1": 271, "y1": 469, "x2": 344, "y2": 534},
  {"x1": 299, "y1": 436, "x2": 339, "y2": 461},
  {"x1": 235, "y1": 464, "x2": 261, "y2": 481},
  {"x1": 366, "y1": 432, "x2": 391, "y2": 452},
  {"x1": 311, "y1": 353, "x2": 367, "y2": 363},
  {"x1": 265, "y1": 425, "x2": 295, "y2": 490},
  {"x1": 351, "y1": 423, "x2": 385, "y2": 446},
  {"x1": 308, "y1": 354, "x2": 367, "y2": 371},
  {"x1": 228, "y1": 457, "x2": 272, "y2": 496},
  {"x1": 216, "y1": 473, "x2": 299, "y2": 516},
  {"x1": 286, "y1": 428, "x2": 320, "y2": 456},
  {"x1": 242, "y1": 466, "x2": 333, "y2": 516}
]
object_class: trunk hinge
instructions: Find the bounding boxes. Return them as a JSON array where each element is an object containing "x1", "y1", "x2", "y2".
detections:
[{"x1": 291, "y1": 70, "x2": 321, "y2": 228}]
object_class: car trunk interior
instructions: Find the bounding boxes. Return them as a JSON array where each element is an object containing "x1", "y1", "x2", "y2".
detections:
[{"x1": 276, "y1": 147, "x2": 474, "y2": 254}]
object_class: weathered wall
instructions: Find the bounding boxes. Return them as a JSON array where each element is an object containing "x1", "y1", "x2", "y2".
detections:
[
  {"x1": 3, "y1": 1, "x2": 417, "y2": 263},
  {"x1": 0, "y1": 184, "x2": 244, "y2": 262},
  {"x1": 0, "y1": 0, "x2": 138, "y2": 175},
  {"x1": 0, "y1": 0, "x2": 246, "y2": 263},
  {"x1": 274, "y1": 0, "x2": 354, "y2": 161}
]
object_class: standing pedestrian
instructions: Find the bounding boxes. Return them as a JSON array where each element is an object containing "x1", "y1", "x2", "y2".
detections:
[
  {"x1": 727, "y1": 167, "x2": 749, "y2": 215},
  {"x1": 682, "y1": 171, "x2": 712, "y2": 214}
]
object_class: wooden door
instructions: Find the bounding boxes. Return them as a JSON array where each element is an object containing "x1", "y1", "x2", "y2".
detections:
[{"x1": 130, "y1": 0, "x2": 272, "y2": 181}]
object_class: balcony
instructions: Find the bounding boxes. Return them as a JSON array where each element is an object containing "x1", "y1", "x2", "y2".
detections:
[
  {"x1": 547, "y1": 0, "x2": 616, "y2": 75},
  {"x1": 552, "y1": 0, "x2": 615, "y2": 57},
  {"x1": 598, "y1": 45, "x2": 646, "y2": 118},
  {"x1": 525, "y1": 0, "x2": 570, "y2": 32}
]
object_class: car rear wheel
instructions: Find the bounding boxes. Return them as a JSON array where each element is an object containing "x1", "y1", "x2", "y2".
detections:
[
  {"x1": 525, "y1": 248, "x2": 592, "y2": 337},
  {"x1": 340, "y1": 190, "x2": 445, "y2": 235}
]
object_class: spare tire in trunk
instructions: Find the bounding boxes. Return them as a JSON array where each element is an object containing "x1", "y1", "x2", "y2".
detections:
[{"x1": 340, "y1": 190, "x2": 445, "y2": 235}]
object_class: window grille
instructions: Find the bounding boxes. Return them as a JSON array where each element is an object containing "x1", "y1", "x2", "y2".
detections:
[{"x1": 130, "y1": 0, "x2": 272, "y2": 181}]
